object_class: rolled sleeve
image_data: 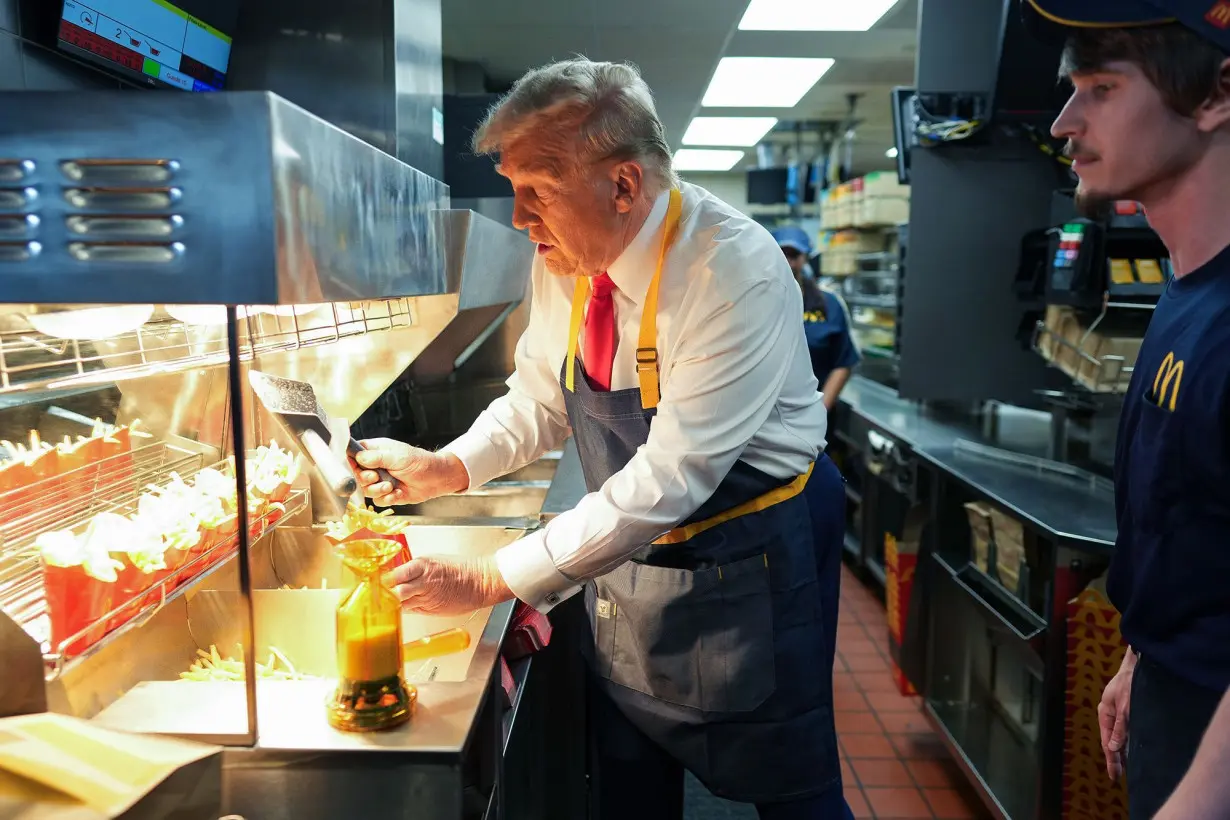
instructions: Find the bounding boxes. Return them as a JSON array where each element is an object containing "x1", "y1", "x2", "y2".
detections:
[
  {"x1": 495, "y1": 529, "x2": 584, "y2": 613},
  {"x1": 439, "y1": 430, "x2": 504, "y2": 491}
]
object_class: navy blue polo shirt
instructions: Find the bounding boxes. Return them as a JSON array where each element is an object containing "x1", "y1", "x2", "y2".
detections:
[
  {"x1": 1110, "y1": 243, "x2": 1230, "y2": 692},
  {"x1": 799, "y1": 279, "x2": 860, "y2": 384}
]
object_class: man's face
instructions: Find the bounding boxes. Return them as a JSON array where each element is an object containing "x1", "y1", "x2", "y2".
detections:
[
  {"x1": 499, "y1": 138, "x2": 636, "y2": 278},
  {"x1": 1051, "y1": 61, "x2": 1206, "y2": 215}
]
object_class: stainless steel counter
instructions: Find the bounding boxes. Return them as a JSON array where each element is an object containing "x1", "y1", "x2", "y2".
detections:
[{"x1": 839, "y1": 377, "x2": 1117, "y2": 550}]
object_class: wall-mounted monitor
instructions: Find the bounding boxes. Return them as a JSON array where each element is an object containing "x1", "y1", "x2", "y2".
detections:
[
  {"x1": 57, "y1": 0, "x2": 240, "y2": 91},
  {"x1": 746, "y1": 167, "x2": 818, "y2": 206}
]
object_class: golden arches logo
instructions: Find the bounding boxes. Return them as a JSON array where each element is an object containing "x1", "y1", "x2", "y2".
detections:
[
  {"x1": 1207, "y1": 1, "x2": 1230, "y2": 28},
  {"x1": 1152, "y1": 352, "x2": 1184, "y2": 411}
]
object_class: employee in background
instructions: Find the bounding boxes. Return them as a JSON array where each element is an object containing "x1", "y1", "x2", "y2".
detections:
[
  {"x1": 353, "y1": 58, "x2": 852, "y2": 820},
  {"x1": 1024, "y1": 2, "x2": 1230, "y2": 817},
  {"x1": 773, "y1": 227, "x2": 860, "y2": 410}
]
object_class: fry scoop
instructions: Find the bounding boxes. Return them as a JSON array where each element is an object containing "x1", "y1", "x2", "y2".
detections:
[{"x1": 247, "y1": 370, "x2": 399, "y2": 513}]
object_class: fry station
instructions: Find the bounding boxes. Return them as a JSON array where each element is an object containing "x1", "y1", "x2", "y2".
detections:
[{"x1": 0, "y1": 85, "x2": 584, "y2": 818}]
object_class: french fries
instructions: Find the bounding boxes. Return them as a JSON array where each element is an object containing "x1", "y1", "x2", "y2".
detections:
[
  {"x1": 324, "y1": 504, "x2": 409, "y2": 541},
  {"x1": 179, "y1": 643, "x2": 317, "y2": 682}
]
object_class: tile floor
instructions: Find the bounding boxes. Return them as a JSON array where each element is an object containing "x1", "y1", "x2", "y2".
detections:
[
  {"x1": 684, "y1": 565, "x2": 990, "y2": 819},
  {"x1": 832, "y1": 565, "x2": 989, "y2": 820}
]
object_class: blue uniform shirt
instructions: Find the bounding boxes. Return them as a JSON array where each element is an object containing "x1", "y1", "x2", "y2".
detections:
[
  {"x1": 1110, "y1": 243, "x2": 1230, "y2": 691},
  {"x1": 799, "y1": 278, "x2": 860, "y2": 384}
]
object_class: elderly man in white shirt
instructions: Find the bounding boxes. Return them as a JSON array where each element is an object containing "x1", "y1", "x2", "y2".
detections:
[{"x1": 354, "y1": 58, "x2": 852, "y2": 820}]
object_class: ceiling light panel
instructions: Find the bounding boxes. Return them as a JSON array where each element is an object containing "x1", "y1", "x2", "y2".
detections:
[
  {"x1": 738, "y1": 0, "x2": 899, "y2": 31},
  {"x1": 683, "y1": 117, "x2": 779, "y2": 147},
  {"x1": 674, "y1": 149, "x2": 746, "y2": 172},
  {"x1": 702, "y1": 57, "x2": 835, "y2": 108}
]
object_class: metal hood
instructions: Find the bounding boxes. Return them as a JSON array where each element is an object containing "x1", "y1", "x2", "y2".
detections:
[
  {"x1": 0, "y1": 89, "x2": 531, "y2": 433},
  {"x1": 0, "y1": 91, "x2": 449, "y2": 305}
]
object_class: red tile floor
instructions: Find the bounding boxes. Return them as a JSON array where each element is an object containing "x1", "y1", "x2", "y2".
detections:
[{"x1": 834, "y1": 565, "x2": 990, "y2": 820}]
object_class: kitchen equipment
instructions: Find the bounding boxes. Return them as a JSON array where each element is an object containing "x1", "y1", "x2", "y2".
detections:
[
  {"x1": 325, "y1": 538, "x2": 472, "y2": 732},
  {"x1": 327, "y1": 538, "x2": 415, "y2": 732},
  {"x1": 0, "y1": 86, "x2": 548, "y2": 820},
  {"x1": 248, "y1": 370, "x2": 399, "y2": 510}
]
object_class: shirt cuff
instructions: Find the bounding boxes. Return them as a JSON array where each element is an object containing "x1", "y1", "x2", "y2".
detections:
[
  {"x1": 494, "y1": 529, "x2": 583, "y2": 614},
  {"x1": 439, "y1": 429, "x2": 503, "y2": 490}
]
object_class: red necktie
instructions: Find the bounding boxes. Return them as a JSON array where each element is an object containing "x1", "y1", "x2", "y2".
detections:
[{"x1": 583, "y1": 273, "x2": 617, "y2": 391}]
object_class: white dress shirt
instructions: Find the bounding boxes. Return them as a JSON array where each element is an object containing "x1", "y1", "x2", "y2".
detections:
[{"x1": 442, "y1": 182, "x2": 828, "y2": 613}]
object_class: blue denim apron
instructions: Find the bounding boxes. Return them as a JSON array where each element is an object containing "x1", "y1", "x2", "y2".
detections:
[{"x1": 562, "y1": 189, "x2": 845, "y2": 806}]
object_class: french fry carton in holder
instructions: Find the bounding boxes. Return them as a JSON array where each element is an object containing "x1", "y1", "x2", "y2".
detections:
[{"x1": 323, "y1": 526, "x2": 411, "y2": 572}]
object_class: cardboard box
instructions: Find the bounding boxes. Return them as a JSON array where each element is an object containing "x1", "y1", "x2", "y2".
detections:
[
  {"x1": 1062, "y1": 578, "x2": 1130, "y2": 820},
  {"x1": 857, "y1": 196, "x2": 910, "y2": 228},
  {"x1": 861, "y1": 171, "x2": 909, "y2": 198},
  {"x1": 1039, "y1": 306, "x2": 1141, "y2": 393},
  {"x1": 1038, "y1": 306, "x2": 1087, "y2": 378},
  {"x1": 1076, "y1": 333, "x2": 1141, "y2": 393},
  {"x1": 0, "y1": 713, "x2": 222, "y2": 819},
  {"x1": 964, "y1": 501, "x2": 1025, "y2": 594},
  {"x1": 884, "y1": 506, "x2": 929, "y2": 697}
]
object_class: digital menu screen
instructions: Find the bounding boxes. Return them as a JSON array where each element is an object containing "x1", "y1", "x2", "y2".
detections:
[{"x1": 57, "y1": 0, "x2": 240, "y2": 92}]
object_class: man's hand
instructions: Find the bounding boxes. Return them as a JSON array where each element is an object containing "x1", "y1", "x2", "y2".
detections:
[
  {"x1": 1099, "y1": 651, "x2": 1137, "y2": 780},
  {"x1": 383, "y1": 556, "x2": 514, "y2": 616},
  {"x1": 352, "y1": 438, "x2": 470, "y2": 507}
]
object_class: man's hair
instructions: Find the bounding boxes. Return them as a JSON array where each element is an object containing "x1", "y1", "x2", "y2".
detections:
[
  {"x1": 473, "y1": 57, "x2": 678, "y2": 191},
  {"x1": 1059, "y1": 24, "x2": 1228, "y2": 117}
]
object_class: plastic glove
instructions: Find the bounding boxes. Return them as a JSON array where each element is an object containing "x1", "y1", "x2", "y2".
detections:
[
  {"x1": 351, "y1": 437, "x2": 469, "y2": 507},
  {"x1": 383, "y1": 555, "x2": 512, "y2": 616}
]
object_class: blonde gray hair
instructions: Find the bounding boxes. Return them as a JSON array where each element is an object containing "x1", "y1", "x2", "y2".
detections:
[{"x1": 473, "y1": 57, "x2": 678, "y2": 191}]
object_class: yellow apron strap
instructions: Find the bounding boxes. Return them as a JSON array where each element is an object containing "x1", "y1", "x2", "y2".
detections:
[
  {"x1": 565, "y1": 276, "x2": 590, "y2": 393},
  {"x1": 637, "y1": 188, "x2": 683, "y2": 410},
  {"x1": 565, "y1": 187, "x2": 684, "y2": 406},
  {"x1": 653, "y1": 462, "x2": 814, "y2": 546}
]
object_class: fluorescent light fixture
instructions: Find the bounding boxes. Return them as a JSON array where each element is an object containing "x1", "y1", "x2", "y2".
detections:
[
  {"x1": 674, "y1": 149, "x2": 745, "y2": 172},
  {"x1": 739, "y1": 0, "x2": 899, "y2": 31},
  {"x1": 886, "y1": 147, "x2": 899, "y2": 158},
  {"x1": 702, "y1": 57, "x2": 834, "y2": 108},
  {"x1": 683, "y1": 117, "x2": 778, "y2": 147}
]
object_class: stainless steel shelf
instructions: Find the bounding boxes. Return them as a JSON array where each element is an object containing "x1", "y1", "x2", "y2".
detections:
[
  {"x1": 0, "y1": 300, "x2": 413, "y2": 394},
  {"x1": 0, "y1": 443, "x2": 306, "y2": 676},
  {"x1": 847, "y1": 296, "x2": 899, "y2": 309}
]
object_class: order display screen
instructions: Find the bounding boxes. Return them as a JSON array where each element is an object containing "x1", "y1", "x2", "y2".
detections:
[{"x1": 57, "y1": 0, "x2": 240, "y2": 92}]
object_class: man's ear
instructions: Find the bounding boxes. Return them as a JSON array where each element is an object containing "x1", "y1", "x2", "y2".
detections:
[
  {"x1": 1195, "y1": 57, "x2": 1230, "y2": 132},
  {"x1": 610, "y1": 161, "x2": 644, "y2": 214}
]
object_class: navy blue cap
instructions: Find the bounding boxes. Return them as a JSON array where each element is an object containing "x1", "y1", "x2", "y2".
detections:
[
  {"x1": 1023, "y1": 0, "x2": 1230, "y2": 52},
  {"x1": 771, "y1": 225, "x2": 813, "y2": 256}
]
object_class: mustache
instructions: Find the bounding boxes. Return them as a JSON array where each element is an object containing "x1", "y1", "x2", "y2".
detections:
[{"x1": 1064, "y1": 140, "x2": 1100, "y2": 161}]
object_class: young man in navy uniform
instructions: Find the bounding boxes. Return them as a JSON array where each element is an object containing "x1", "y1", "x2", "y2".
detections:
[
  {"x1": 772, "y1": 227, "x2": 861, "y2": 410},
  {"x1": 1024, "y1": 2, "x2": 1230, "y2": 816}
]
